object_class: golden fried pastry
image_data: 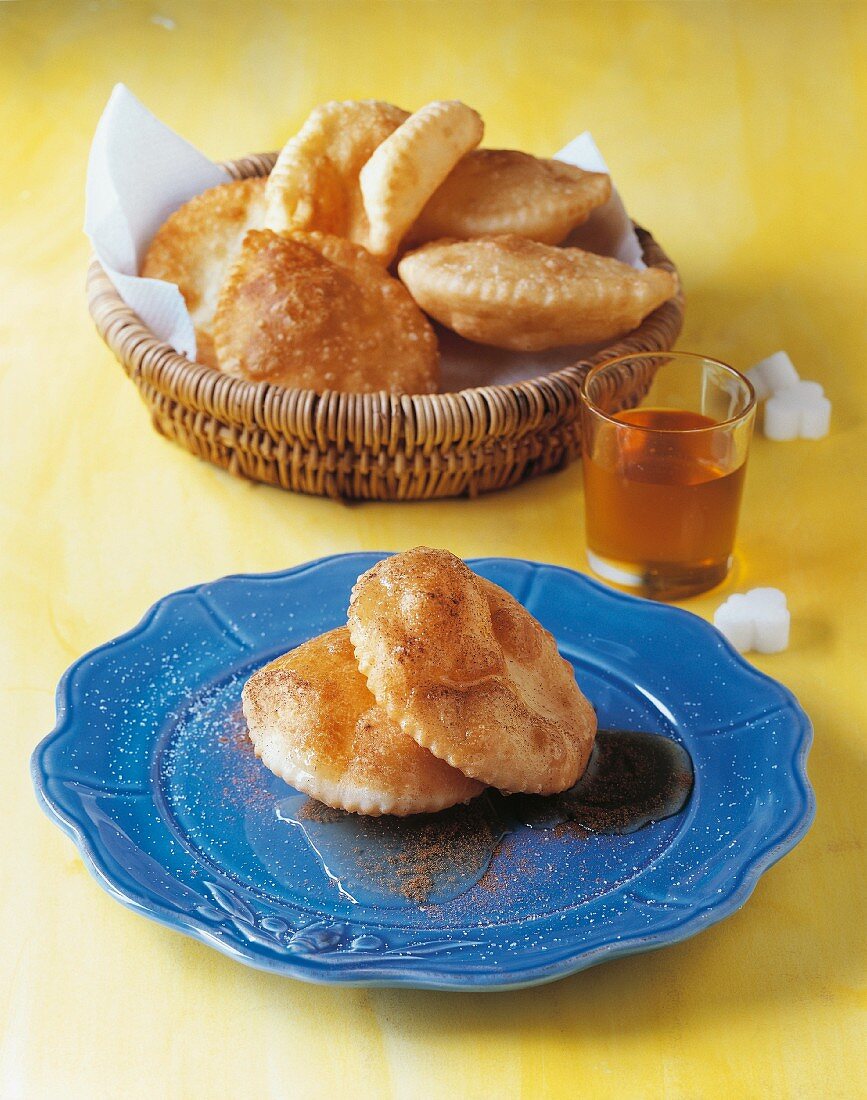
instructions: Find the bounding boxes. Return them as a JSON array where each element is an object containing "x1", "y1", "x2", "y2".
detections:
[
  {"x1": 398, "y1": 234, "x2": 678, "y2": 351},
  {"x1": 406, "y1": 149, "x2": 611, "y2": 246},
  {"x1": 264, "y1": 99, "x2": 408, "y2": 246},
  {"x1": 141, "y1": 177, "x2": 267, "y2": 367},
  {"x1": 348, "y1": 547, "x2": 597, "y2": 795},
  {"x1": 359, "y1": 100, "x2": 484, "y2": 264},
  {"x1": 213, "y1": 229, "x2": 439, "y2": 393},
  {"x1": 242, "y1": 628, "x2": 484, "y2": 816}
]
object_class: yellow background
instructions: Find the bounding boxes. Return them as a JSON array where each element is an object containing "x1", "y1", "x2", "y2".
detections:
[{"x1": 1, "y1": 2, "x2": 865, "y2": 1097}]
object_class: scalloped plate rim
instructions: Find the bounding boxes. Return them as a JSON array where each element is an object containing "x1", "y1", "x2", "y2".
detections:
[{"x1": 31, "y1": 553, "x2": 815, "y2": 991}]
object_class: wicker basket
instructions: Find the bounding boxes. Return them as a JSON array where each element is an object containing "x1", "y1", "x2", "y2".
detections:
[{"x1": 87, "y1": 151, "x2": 684, "y2": 501}]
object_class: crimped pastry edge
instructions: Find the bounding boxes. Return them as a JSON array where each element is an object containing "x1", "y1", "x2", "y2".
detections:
[{"x1": 251, "y1": 734, "x2": 481, "y2": 817}]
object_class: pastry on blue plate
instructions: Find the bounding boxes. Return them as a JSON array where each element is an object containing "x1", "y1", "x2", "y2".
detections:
[
  {"x1": 242, "y1": 626, "x2": 483, "y2": 817},
  {"x1": 349, "y1": 547, "x2": 598, "y2": 795}
]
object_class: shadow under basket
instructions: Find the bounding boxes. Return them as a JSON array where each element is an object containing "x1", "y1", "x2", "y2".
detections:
[{"x1": 87, "y1": 151, "x2": 684, "y2": 501}]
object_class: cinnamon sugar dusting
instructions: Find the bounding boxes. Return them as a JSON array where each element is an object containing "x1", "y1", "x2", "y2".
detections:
[
  {"x1": 297, "y1": 796, "x2": 501, "y2": 904},
  {"x1": 217, "y1": 704, "x2": 271, "y2": 811}
]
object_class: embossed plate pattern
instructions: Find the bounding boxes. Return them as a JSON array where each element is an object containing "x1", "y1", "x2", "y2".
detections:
[{"x1": 32, "y1": 555, "x2": 814, "y2": 990}]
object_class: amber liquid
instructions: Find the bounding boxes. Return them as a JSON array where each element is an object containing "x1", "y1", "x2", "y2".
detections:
[{"x1": 584, "y1": 408, "x2": 747, "y2": 598}]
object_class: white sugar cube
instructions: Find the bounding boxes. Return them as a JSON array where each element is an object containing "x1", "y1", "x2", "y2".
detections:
[
  {"x1": 753, "y1": 605, "x2": 791, "y2": 654},
  {"x1": 764, "y1": 397, "x2": 802, "y2": 441},
  {"x1": 789, "y1": 380, "x2": 825, "y2": 401},
  {"x1": 799, "y1": 395, "x2": 832, "y2": 439},
  {"x1": 713, "y1": 595, "x2": 755, "y2": 652},
  {"x1": 764, "y1": 380, "x2": 831, "y2": 441},
  {"x1": 746, "y1": 587, "x2": 787, "y2": 610},
  {"x1": 747, "y1": 351, "x2": 800, "y2": 401},
  {"x1": 713, "y1": 588, "x2": 790, "y2": 654}
]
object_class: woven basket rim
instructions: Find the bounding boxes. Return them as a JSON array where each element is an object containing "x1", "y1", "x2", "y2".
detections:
[{"x1": 87, "y1": 151, "x2": 684, "y2": 435}]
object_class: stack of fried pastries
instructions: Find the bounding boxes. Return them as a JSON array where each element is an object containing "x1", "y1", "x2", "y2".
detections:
[
  {"x1": 142, "y1": 98, "x2": 678, "y2": 394},
  {"x1": 242, "y1": 547, "x2": 597, "y2": 816}
]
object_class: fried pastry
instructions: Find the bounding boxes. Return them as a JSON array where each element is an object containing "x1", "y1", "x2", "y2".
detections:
[
  {"x1": 359, "y1": 100, "x2": 484, "y2": 264},
  {"x1": 348, "y1": 547, "x2": 597, "y2": 795},
  {"x1": 213, "y1": 229, "x2": 439, "y2": 393},
  {"x1": 242, "y1": 627, "x2": 484, "y2": 817},
  {"x1": 398, "y1": 234, "x2": 678, "y2": 351},
  {"x1": 407, "y1": 149, "x2": 611, "y2": 246},
  {"x1": 264, "y1": 99, "x2": 408, "y2": 246},
  {"x1": 140, "y1": 177, "x2": 267, "y2": 367}
]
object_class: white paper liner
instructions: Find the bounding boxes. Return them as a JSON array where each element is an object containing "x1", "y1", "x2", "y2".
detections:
[{"x1": 85, "y1": 84, "x2": 647, "y2": 387}]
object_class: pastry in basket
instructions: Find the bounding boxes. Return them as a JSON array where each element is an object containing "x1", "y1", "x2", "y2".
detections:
[
  {"x1": 264, "y1": 99, "x2": 408, "y2": 244},
  {"x1": 398, "y1": 234, "x2": 678, "y2": 351},
  {"x1": 359, "y1": 100, "x2": 484, "y2": 264},
  {"x1": 214, "y1": 229, "x2": 439, "y2": 393},
  {"x1": 242, "y1": 627, "x2": 483, "y2": 817},
  {"x1": 348, "y1": 547, "x2": 597, "y2": 795},
  {"x1": 140, "y1": 177, "x2": 267, "y2": 367},
  {"x1": 406, "y1": 149, "x2": 611, "y2": 246}
]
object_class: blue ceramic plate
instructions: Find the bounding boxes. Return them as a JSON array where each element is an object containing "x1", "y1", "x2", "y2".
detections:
[{"x1": 32, "y1": 555, "x2": 814, "y2": 991}]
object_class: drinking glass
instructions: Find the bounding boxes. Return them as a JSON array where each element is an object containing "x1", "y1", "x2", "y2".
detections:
[{"x1": 580, "y1": 352, "x2": 755, "y2": 600}]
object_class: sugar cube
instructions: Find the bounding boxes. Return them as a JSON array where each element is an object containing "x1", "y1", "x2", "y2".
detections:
[
  {"x1": 798, "y1": 396, "x2": 833, "y2": 439},
  {"x1": 713, "y1": 594, "x2": 755, "y2": 653},
  {"x1": 747, "y1": 351, "x2": 800, "y2": 402},
  {"x1": 763, "y1": 397, "x2": 801, "y2": 441},
  {"x1": 713, "y1": 588, "x2": 790, "y2": 654},
  {"x1": 765, "y1": 380, "x2": 831, "y2": 441}
]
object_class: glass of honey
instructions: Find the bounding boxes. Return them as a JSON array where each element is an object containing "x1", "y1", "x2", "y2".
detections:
[{"x1": 580, "y1": 352, "x2": 755, "y2": 600}]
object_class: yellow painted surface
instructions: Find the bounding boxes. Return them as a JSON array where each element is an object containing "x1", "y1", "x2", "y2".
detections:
[{"x1": 1, "y1": 2, "x2": 865, "y2": 1096}]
